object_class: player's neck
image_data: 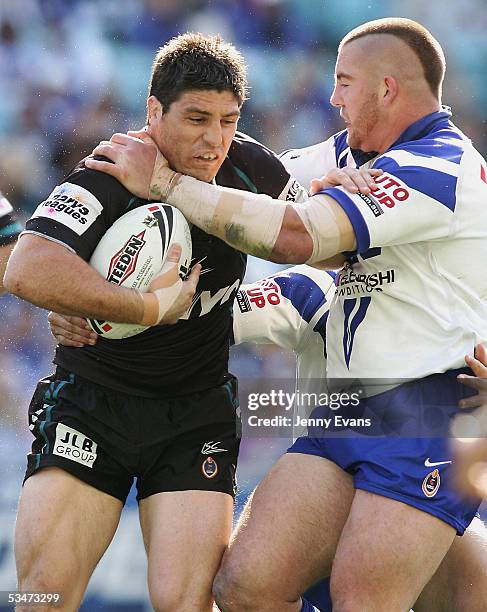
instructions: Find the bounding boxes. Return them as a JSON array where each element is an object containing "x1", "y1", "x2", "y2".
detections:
[{"x1": 375, "y1": 100, "x2": 441, "y2": 153}]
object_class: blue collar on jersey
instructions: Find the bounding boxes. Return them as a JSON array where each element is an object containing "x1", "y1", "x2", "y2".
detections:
[{"x1": 350, "y1": 106, "x2": 453, "y2": 167}]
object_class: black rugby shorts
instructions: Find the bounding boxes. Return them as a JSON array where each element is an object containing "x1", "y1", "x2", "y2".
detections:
[{"x1": 24, "y1": 368, "x2": 241, "y2": 502}]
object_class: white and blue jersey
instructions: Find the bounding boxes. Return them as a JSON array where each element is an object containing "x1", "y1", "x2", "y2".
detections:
[
  {"x1": 234, "y1": 265, "x2": 480, "y2": 534},
  {"x1": 279, "y1": 132, "x2": 349, "y2": 189},
  {"x1": 286, "y1": 109, "x2": 487, "y2": 384},
  {"x1": 279, "y1": 112, "x2": 485, "y2": 534},
  {"x1": 233, "y1": 265, "x2": 335, "y2": 437},
  {"x1": 234, "y1": 264, "x2": 335, "y2": 380},
  {"x1": 279, "y1": 130, "x2": 354, "y2": 189}
]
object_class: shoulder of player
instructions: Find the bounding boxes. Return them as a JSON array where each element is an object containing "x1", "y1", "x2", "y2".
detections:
[
  {"x1": 228, "y1": 131, "x2": 285, "y2": 169},
  {"x1": 279, "y1": 132, "x2": 348, "y2": 176},
  {"x1": 224, "y1": 131, "x2": 289, "y2": 193},
  {"x1": 62, "y1": 156, "x2": 138, "y2": 217},
  {"x1": 279, "y1": 134, "x2": 340, "y2": 162},
  {"x1": 66, "y1": 156, "x2": 132, "y2": 195},
  {"x1": 370, "y1": 135, "x2": 468, "y2": 212},
  {"x1": 377, "y1": 127, "x2": 467, "y2": 170},
  {"x1": 230, "y1": 130, "x2": 277, "y2": 155},
  {"x1": 373, "y1": 134, "x2": 467, "y2": 181}
]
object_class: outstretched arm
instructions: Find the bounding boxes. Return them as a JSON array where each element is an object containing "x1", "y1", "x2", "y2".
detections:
[{"x1": 85, "y1": 133, "x2": 356, "y2": 266}]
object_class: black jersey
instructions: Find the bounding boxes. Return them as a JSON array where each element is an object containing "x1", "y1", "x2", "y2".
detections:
[
  {"x1": 25, "y1": 132, "x2": 302, "y2": 397},
  {"x1": 0, "y1": 192, "x2": 22, "y2": 246}
]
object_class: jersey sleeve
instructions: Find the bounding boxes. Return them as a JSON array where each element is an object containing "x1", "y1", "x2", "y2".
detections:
[
  {"x1": 279, "y1": 132, "x2": 348, "y2": 188},
  {"x1": 321, "y1": 147, "x2": 460, "y2": 252},
  {"x1": 24, "y1": 161, "x2": 134, "y2": 261},
  {"x1": 0, "y1": 193, "x2": 22, "y2": 246},
  {"x1": 233, "y1": 265, "x2": 335, "y2": 351}
]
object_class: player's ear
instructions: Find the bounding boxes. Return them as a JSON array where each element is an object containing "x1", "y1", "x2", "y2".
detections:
[
  {"x1": 147, "y1": 96, "x2": 163, "y2": 126},
  {"x1": 382, "y1": 75, "x2": 398, "y2": 106}
]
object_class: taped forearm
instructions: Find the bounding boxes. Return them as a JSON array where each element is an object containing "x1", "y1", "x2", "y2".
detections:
[
  {"x1": 165, "y1": 175, "x2": 287, "y2": 259},
  {"x1": 139, "y1": 280, "x2": 182, "y2": 325},
  {"x1": 293, "y1": 197, "x2": 342, "y2": 264},
  {"x1": 139, "y1": 257, "x2": 184, "y2": 326},
  {"x1": 156, "y1": 170, "x2": 351, "y2": 264}
]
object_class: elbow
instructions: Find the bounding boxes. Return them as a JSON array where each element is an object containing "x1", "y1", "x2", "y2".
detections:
[
  {"x1": 3, "y1": 258, "x2": 32, "y2": 299},
  {"x1": 269, "y1": 204, "x2": 313, "y2": 263},
  {"x1": 3, "y1": 267, "x2": 23, "y2": 296},
  {"x1": 270, "y1": 230, "x2": 312, "y2": 264},
  {"x1": 3, "y1": 236, "x2": 55, "y2": 303}
]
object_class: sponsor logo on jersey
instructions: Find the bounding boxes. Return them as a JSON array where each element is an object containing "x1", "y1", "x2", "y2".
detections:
[
  {"x1": 107, "y1": 231, "x2": 146, "y2": 285},
  {"x1": 201, "y1": 456, "x2": 218, "y2": 479},
  {"x1": 201, "y1": 441, "x2": 228, "y2": 455},
  {"x1": 283, "y1": 178, "x2": 307, "y2": 202},
  {"x1": 357, "y1": 192, "x2": 383, "y2": 217},
  {"x1": 422, "y1": 468, "x2": 440, "y2": 498},
  {"x1": 53, "y1": 423, "x2": 97, "y2": 468},
  {"x1": 33, "y1": 182, "x2": 103, "y2": 235},
  {"x1": 371, "y1": 173, "x2": 410, "y2": 208},
  {"x1": 336, "y1": 265, "x2": 395, "y2": 297},
  {"x1": 236, "y1": 290, "x2": 251, "y2": 313},
  {"x1": 182, "y1": 278, "x2": 241, "y2": 319},
  {"x1": 244, "y1": 279, "x2": 281, "y2": 309}
]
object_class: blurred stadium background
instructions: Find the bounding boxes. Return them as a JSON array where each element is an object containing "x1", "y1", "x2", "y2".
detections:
[{"x1": 0, "y1": 0, "x2": 486, "y2": 609}]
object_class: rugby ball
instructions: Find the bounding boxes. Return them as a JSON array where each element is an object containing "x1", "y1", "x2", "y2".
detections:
[{"x1": 87, "y1": 203, "x2": 192, "y2": 339}]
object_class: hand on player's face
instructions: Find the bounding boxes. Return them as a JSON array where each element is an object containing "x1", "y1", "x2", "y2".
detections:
[
  {"x1": 147, "y1": 90, "x2": 239, "y2": 184},
  {"x1": 85, "y1": 90, "x2": 239, "y2": 200},
  {"x1": 85, "y1": 131, "x2": 160, "y2": 199},
  {"x1": 48, "y1": 311, "x2": 98, "y2": 347},
  {"x1": 309, "y1": 167, "x2": 383, "y2": 197}
]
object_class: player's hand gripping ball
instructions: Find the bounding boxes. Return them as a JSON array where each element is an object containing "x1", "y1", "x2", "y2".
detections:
[{"x1": 87, "y1": 203, "x2": 192, "y2": 339}]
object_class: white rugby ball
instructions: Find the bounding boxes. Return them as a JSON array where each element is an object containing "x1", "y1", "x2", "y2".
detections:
[{"x1": 87, "y1": 203, "x2": 192, "y2": 339}]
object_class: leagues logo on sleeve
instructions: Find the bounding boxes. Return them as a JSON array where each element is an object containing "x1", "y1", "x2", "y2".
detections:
[{"x1": 31, "y1": 182, "x2": 103, "y2": 234}]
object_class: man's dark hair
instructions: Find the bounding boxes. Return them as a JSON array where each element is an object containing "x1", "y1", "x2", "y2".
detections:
[
  {"x1": 340, "y1": 18, "x2": 446, "y2": 97},
  {"x1": 149, "y1": 32, "x2": 248, "y2": 111}
]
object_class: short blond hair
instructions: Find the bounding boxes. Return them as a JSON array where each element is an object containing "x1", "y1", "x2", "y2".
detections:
[{"x1": 340, "y1": 18, "x2": 445, "y2": 97}]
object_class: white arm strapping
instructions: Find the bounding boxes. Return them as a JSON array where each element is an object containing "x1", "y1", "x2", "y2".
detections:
[
  {"x1": 164, "y1": 176, "x2": 347, "y2": 263},
  {"x1": 166, "y1": 175, "x2": 287, "y2": 259},
  {"x1": 139, "y1": 260, "x2": 183, "y2": 326},
  {"x1": 293, "y1": 195, "x2": 342, "y2": 264}
]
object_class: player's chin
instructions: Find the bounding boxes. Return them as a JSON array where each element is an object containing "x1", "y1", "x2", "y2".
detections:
[{"x1": 187, "y1": 166, "x2": 220, "y2": 183}]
